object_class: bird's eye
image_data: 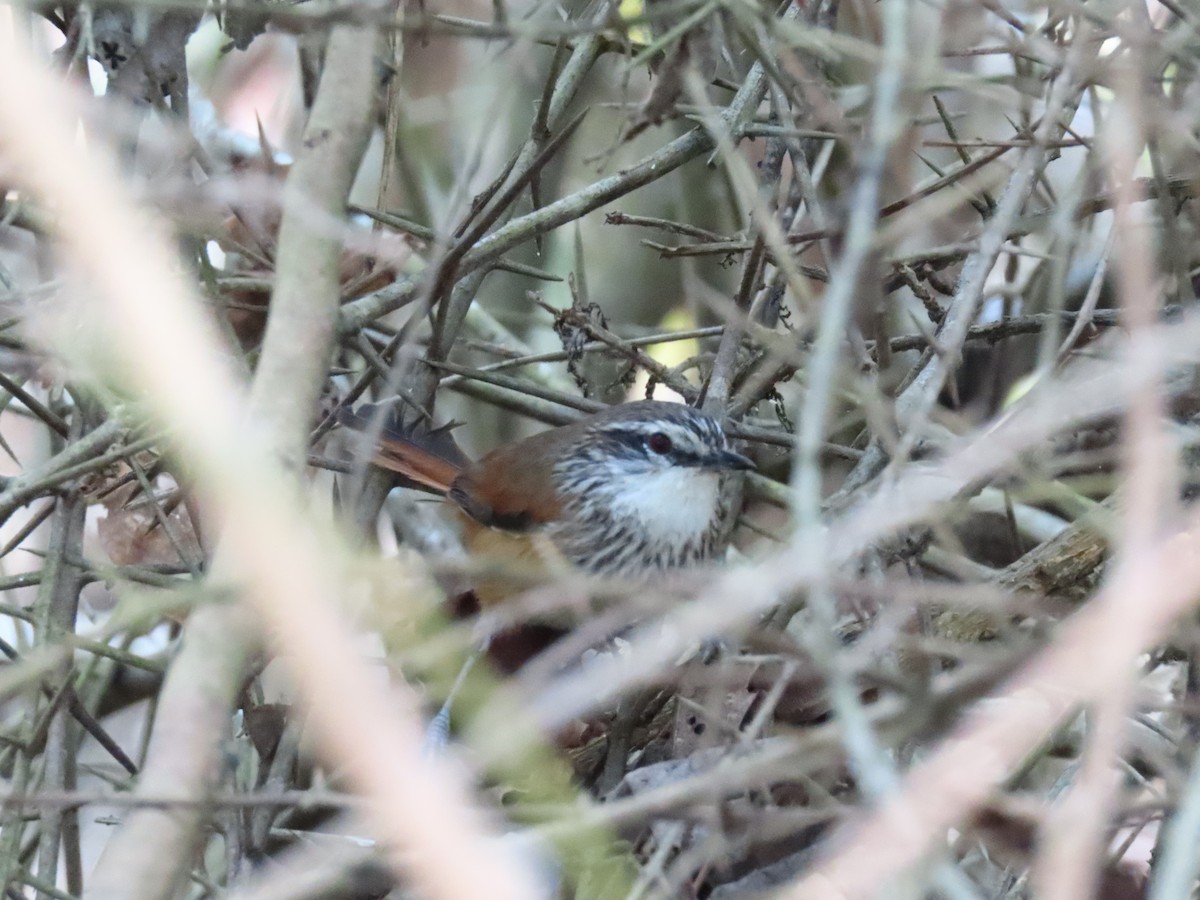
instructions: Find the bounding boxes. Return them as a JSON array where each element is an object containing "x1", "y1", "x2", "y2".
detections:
[{"x1": 647, "y1": 432, "x2": 673, "y2": 454}]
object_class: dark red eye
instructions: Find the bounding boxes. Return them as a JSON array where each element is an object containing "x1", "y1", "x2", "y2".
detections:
[{"x1": 647, "y1": 432, "x2": 673, "y2": 454}]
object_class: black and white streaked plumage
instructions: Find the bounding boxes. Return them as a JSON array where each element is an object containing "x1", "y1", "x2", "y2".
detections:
[{"x1": 546, "y1": 401, "x2": 752, "y2": 577}]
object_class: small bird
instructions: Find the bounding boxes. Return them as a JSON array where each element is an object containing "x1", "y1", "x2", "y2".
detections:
[{"x1": 340, "y1": 400, "x2": 753, "y2": 600}]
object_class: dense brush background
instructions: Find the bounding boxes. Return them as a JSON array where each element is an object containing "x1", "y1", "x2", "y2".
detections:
[{"x1": 0, "y1": 0, "x2": 1198, "y2": 896}]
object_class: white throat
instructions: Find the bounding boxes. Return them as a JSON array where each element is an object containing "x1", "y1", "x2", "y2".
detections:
[{"x1": 607, "y1": 468, "x2": 722, "y2": 543}]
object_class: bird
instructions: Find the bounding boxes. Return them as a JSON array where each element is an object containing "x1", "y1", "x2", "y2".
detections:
[{"x1": 339, "y1": 399, "x2": 754, "y2": 602}]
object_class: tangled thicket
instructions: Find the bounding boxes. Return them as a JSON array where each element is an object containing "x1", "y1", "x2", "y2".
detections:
[{"x1": 1, "y1": 0, "x2": 1199, "y2": 896}]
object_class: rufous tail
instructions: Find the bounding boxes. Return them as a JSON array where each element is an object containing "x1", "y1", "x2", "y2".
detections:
[{"x1": 338, "y1": 402, "x2": 469, "y2": 494}]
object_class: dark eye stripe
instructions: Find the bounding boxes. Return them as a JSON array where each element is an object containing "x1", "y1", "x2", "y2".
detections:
[
  {"x1": 592, "y1": 413, "x2": 727, "y2": 460},
  {"x1": 601, "y1": 430, "x2": 650, "y2": 455}
]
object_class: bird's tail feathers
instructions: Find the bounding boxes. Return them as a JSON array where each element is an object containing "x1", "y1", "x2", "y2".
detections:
[{"x1": 338, "y1": 402, "x2": 469, "y2": 494}]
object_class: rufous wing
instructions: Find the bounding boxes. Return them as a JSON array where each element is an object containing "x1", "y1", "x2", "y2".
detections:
[
  {"x1": 341, "y1": 403, "x2": 568, "y2": 534},
  {"x1": 448, "y1": 429, "x2": 568, "y2": 531}
]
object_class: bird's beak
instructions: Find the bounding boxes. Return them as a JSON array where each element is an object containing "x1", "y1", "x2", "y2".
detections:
[{"x1": 708, "y1": 449, "x2": 755, "y2": 471}]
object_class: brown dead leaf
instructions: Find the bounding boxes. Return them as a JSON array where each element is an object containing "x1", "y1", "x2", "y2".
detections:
[{"x1": 94, "y1": 469, "x2": 201, "y2": 568}]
